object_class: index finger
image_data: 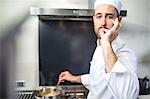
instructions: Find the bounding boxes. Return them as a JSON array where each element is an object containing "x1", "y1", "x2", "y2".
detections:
[{"x1": 112, "y1": 18, "x2": 119, "y2": 30}]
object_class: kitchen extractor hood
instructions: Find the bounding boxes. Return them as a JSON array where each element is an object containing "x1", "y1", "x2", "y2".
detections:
[
  {"x1": 30, "y1": 7, "x2": 94, "y2": 16},
  {"x1": 30, "y1": 7, "x2": 126, "y2": 21},
  {"x1": 30, "y1": 7, "x2": 94, "y2": 21}
]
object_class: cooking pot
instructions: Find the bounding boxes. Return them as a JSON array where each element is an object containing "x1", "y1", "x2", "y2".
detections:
[{"x1": 35, "y1": 86, "x2": 62, "y2": 99}]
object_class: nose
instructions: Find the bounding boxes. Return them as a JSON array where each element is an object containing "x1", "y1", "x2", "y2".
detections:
[{"x1": 100, "y1": 17, "x2": 107, "y2": 26}]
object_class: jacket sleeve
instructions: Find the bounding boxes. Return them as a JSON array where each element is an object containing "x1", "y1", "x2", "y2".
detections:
[
  {"x1": 105, "y1": 47, "x2": 139, "y2": 99},
  {"x1": 81, "y1": 74, "x2": 91, "y2": 90}
]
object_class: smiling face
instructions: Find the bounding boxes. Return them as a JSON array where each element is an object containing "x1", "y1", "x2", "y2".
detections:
[{"x1": 93, "y1": 4, "x2": 119, "y2": 38}]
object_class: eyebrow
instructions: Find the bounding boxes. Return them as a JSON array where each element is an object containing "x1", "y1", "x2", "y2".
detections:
[{"x1": 95, "y1": 13, "x2": 115, "y2": 16}]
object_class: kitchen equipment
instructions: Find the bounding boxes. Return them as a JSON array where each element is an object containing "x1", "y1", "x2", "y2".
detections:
[
  {"x1": 35, "y1": 87, "x2": 62, "y2": 99},
  {"x1": 16, "y1": 85, "x2": 88, "y2": 99},
  {"x1": 139, "y1": 76, "x2": 150, "y2": 95}
]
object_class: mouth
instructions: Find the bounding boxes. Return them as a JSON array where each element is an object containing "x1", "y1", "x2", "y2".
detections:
[
  {"x1": 99, "y1": 27, "x2": 109, "y2": 30},
  {"x1": 98, "y1": 27, "x2": 109, "y2": 34}
]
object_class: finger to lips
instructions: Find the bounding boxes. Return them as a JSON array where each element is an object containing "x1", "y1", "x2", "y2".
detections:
[
  {"x1": 100, "y1": 28, "x2": 109, "y2": 38},
  {"x1": 101, "y1": 28, "x2": 109, "y2": 33}
]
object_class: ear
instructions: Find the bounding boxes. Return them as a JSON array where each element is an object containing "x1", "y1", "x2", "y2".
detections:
[
  {"x1": 118, "y1": 16, "x2": 122, "y2": 22},
  {"x1": 93, "y1": 16, "x2": 96, "y2": 23},
  {"x1": 93, "y1": 16, "x2": 95, "y2": 20}
]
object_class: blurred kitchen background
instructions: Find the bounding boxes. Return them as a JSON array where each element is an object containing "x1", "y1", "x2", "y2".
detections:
[{"x1": 0, "y1": 0, "x2": 150, "y2": 99}]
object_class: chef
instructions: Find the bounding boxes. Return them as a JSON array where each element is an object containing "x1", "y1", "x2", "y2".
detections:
[{"x1": 58, "y1": 0, "x2": 139, "y2": 98}]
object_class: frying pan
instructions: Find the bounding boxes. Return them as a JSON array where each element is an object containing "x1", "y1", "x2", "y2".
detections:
[{"x1": 35, "y1": 86, "x2": 62, "y2": 99}]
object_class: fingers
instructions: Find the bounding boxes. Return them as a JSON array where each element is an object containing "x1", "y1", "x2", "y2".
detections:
[
  {"x1": 99, "y1": 18, "x2": 121, "y2": 43},
  {"x1": 111, "y1": 18, "x2": 119, "y2": 31},
  {"x1": 101, "y1": 28, "x2": 109, "y2": 33},
  {"x1": 112, "y1": 17, "x2": 121, "y2": 32},
  {"x1": 58, "y1": 71, "x2": 72, "y2": 82},
  {"x1": 99, "y1": 28, "x2": 108, "y2": 38},
  {"x1": 58, "y1": 71, "x2": 67, "y2": 82}
]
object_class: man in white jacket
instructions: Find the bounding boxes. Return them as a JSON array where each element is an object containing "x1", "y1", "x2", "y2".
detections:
[{"x1": 58, "y1": 0, "x2": 139, "y2": 98}]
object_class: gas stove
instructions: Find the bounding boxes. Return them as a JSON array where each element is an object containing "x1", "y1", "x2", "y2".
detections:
[{"x1": 16, "y1": 85, "x2": 88, "y2": 99}]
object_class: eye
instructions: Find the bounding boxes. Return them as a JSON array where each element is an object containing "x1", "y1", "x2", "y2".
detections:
[
  {"x1": 95, "y1": 15, "x2": 102, "y2": 19},
  {"x1": 107, "y1": 15, "x2": 114, "y2": 19}
]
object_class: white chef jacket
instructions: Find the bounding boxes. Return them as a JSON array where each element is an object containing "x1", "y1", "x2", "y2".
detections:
[{"x1": 81, "y1": 37, "x2": 139, "y2": 99}]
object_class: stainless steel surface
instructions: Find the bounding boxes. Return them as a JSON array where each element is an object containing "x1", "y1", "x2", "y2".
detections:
[
  {"x1": 39, "y1": 15, "x2": 93, "y2": 21},
  {"x1": 30, "y1": 7, "x2": 94, "y2": 16},
  {"x1": 60, "y1": 85, "x2": 88, "y2": 99}
]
